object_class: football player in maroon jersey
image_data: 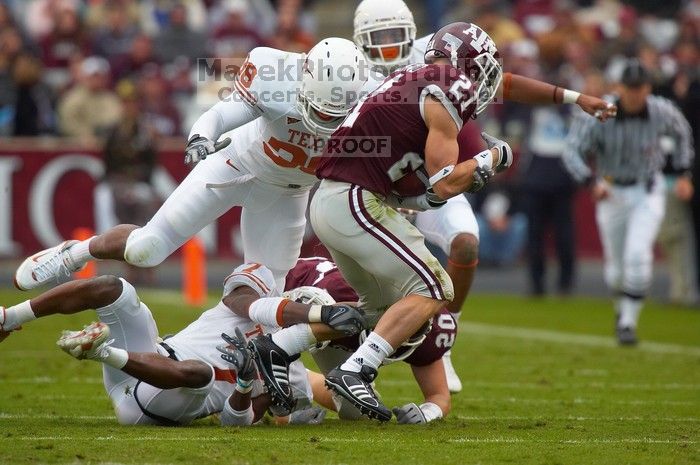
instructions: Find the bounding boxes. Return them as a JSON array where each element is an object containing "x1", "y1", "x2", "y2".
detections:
[
  {"x1": 247, "y1": 22, "x2": 606, "y2": 421},
  {"x1": 286, "y1": 257, "x2": 456, "y2": 424},
  {"x1": 243, "y1": 22, "x2": 508, "y2": 421},
  {"x1": 352, "y1": 0, "x2": 617, "y2": 394}
]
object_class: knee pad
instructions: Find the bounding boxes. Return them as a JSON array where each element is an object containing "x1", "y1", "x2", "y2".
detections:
[
  {"x1": 623, "y1": 254, "x2": 653, "y2": 293},
  {"x1": 604, "y1": 262, "x2": 622, "y2": 290},
  {"x1": 124, "y1": 229, "x2": 172, "y2": 267}
]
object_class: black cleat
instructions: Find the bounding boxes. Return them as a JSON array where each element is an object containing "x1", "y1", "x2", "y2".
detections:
[
  {"x1": 325, "y1": 365, "x2": 392, "y2": 421},
  {"x1": 616, "y1": 326, "x2": 638, "y2": 346},
  {"x1": 248, "y1": 334, "x2": 298, "y2": 415}
]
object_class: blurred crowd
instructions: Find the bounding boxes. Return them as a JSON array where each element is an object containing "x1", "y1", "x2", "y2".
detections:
[
  {"x1": 0, "y1": 0, "x2": 316, "y2": 140},
  {"x1": 450, "y1": 0, "x2": 700, "y2": 303}
]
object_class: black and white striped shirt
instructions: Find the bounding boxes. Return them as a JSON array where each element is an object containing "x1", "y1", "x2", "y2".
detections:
[{"x1": 563, "y1": 95, "x2": 694, "y2": 184}]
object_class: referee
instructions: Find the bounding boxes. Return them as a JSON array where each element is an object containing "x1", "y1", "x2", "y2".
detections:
[{"x1": 563, "y1": 60, "x2": 694, "y2": 345}]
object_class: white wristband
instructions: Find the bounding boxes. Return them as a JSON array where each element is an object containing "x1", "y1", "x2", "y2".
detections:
[
  {"x1": 308, "y1": 305, "x2": 322, "y2": 323},
  {"x1": 563, "y1": 89, "x2": 581, "y2": 104},
  {"x1": 419, "y1": 402, "x2": 443, "y2": 422},
  {"x1": 428, "y1": 165, "x2": 455, "y2": 186},
  {"x1": 473, "y1": 149, "x2": 493, "y2": 170}
]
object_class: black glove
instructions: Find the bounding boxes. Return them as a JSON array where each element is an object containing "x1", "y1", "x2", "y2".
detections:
[
  {"x1": 467, "y1": 165, "x2": 494, "y2": 193},
  {"x1": 320, "y1": 304, "x2": 367, "y2": 335},
  {"x1": 217, "y1": 327, "x2": 256, "y2": 380}
]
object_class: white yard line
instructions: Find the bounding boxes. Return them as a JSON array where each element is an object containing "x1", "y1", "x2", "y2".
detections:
[
  {"x1": 380, "y1": 378, "x2": 700, "y2": 390},
  {"x1": 460, "y1": 322, "x2": 700, "y2": 357},
  {"x1": 456, "y1": 415, "x2": 699, "y2": 422},
  {"x1": 3, "y1": 412, "x2": 696, "y2": 423},
  {"x1": 4, "y1": 436, "x2": 695, "y2": 445}
]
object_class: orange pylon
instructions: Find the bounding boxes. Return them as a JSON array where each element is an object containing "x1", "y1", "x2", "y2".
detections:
[{"x1": 183, "y1": 237, "x2": 206, "y2": 306}]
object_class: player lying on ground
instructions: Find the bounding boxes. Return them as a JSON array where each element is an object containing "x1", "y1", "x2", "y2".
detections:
[
  {"x1": 0, "y1": 263, "x2": 366, "y2": 424},
  {"x1": 218, "y1": 257, "x2": 456, "y2": 423},
  {"x1": 351, "y1": 0, "x2": 618, "y2": 393},
  {"x1": 289, "y1": 257, "x2": 457, "y2": 424},
  {"x1": 14, "y1": 38, "x2": 375, "y2": 293}
]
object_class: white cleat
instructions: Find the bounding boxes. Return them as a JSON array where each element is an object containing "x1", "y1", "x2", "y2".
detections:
[
  {"x1": 442, "y1": 350, "x2": 463, "y2": 393},
  {"x1": 14, "y1": 241, "x2": 83, "y2": 291},
  {"x1": 0, "y1": 306, "x2": 14, "y2": 343},
  {"x1": 57, "y1": 322, "x2": 111, "y2": 360}
]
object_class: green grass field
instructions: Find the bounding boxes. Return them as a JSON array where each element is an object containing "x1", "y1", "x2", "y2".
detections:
[{"x1": 1, "y1": 288, "x2": 698, "y2": 465}]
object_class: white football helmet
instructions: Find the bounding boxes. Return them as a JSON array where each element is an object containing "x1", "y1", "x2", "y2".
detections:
[
  {"x1": 297, "y1": 38, "x2": 367, "y2": 135},
  {"x1": 359, "y1": 321, "x2": 431, "y2": 365},
  {"x1": 353, "y1": 0, "x2": 417, "y2": 69},
  {"x1": 283, "y1": 286, "x2": 336, "y2": 306}
]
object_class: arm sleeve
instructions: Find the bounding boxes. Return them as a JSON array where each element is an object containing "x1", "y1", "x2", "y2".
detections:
[
  {"x1": 562, "y1": 112, "x2": 598, "y2": 183},
  {"x1": 659, "y1": 97, "x2": 694, "y2": 172},
  {"x1": 187, "y1": 97, "x2": 262, "y2": 141}
]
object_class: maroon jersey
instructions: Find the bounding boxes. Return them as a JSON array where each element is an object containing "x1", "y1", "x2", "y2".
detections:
[
  {"x1": 285, "y1": 257, "x2": 457, "y2": 367},
  {"x1": 284, "y1": 257, "x2": 359, "y2": 303},
  {"x1": 317, "y1": 63, "x2": 477, "y2": 197}
]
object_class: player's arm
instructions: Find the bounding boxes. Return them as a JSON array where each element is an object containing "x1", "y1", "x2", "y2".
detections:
[
  {"x1": 659, "y1": 98, "x2": 694, "y2": 200},
  {"x1": 222, "y1": 290, "x2": 366, "y2": 335},
  {"x1": 184, "y1": 54, "x2": 265, "y2": 164},
  {"x1": 499, "y1": 72, "x2": 617, "y2": 122},
  {"x1": 424, "y1": 97, "x2": 511, "y2": 199},
  {"x1": 392, "y1": 360, "x2": 450, "y2": 424}
]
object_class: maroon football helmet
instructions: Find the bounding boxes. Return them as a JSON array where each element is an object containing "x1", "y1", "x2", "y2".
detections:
[{"x1": 424, "y1": 22, "x2": 502, "y2": 115}]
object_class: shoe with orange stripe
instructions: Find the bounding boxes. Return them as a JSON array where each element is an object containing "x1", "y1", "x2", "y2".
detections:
[
  {"x1": 57, "y1": 322, "x2": 111, "y2": 360},
  {"x1": 15, "y1": 241, "x2": 84, "y2": 291}
]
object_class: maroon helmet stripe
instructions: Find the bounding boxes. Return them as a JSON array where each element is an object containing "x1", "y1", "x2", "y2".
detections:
[{"x1": 348, "y1": 185, "x2": 446, "y2": 300}]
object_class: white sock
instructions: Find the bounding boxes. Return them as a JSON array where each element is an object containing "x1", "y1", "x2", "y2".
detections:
[
  {"x1": 69, "y1": 238, "x2": 96, "y2": 265},
  {"x1": 1, "y1": 301, "x2": 36, "y2": 331},
  {"x1": 221, "y1": 401, "x2": 254, "y2": 426},
  {"x1": 618, "y1": 296, "x2": 643, "y2": 329},
  {"x1": 270, "y1": 324, "x2": 316, "y2": 356},
  {"x1": 340, "y1": 332, "x2": 393, "y2": 373},
  {"x1": 248, "y1": 297, "x2": 288, "y2": 327},
  {"x1": 98, "y1": 345, "x2": 129, "y2": 369}
]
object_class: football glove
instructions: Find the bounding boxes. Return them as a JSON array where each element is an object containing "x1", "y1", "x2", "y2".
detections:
[
  {"x1": 467, "y1": 165, "x2": 494, "y2": 193},
  {"x1": 184, "y1": 135, "x2": 231, "y2": 165},
  {"x1": 392, "y1": 403, "x2": 427, "y2": 424},
  {"x1": 480, "y1": 132, "x2": 512, "y2": 172},
  {"x1": 289, "y1": 406, "x2": 327, "y2": 425},
  {"x1": 217, "y1": 327, "x2": 256, "y2": 380},
  {"x1": 320, "y1": 304, "x2": 367, "y2": 336}
]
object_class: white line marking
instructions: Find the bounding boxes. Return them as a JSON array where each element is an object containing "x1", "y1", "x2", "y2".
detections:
[
  {"x1": 457, "y1": 396, "x2": 698, "y2": 406},
  {"x1": 456, "y1": 415, "x2": 699, "y2": 422},
  {"x1": 5, "y1": 436, "x2": 695, "y2": 445},
  {"x1": 460, "y1": 322, "x2": 700, "y2": 356},
  {"x1": 0, "y1": 413, "x2": 114, "y2": 420},
  {"x1": 3, "y1": 412, "x2": 696, "y2": 423},
  {"x1": 381, "y1": 379, "x2": 700, "y2": 391}
]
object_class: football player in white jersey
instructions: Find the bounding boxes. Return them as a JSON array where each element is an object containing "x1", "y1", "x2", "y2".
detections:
[
  {"x1": 14, "y1": 38, "x2": 373, "y2": 293},
  {"x1": 0, "y1": 263, "x2": 366, "y2": 425},
  {"x1": 352, "y1": 0, "x2": 618, "y2": 393}
]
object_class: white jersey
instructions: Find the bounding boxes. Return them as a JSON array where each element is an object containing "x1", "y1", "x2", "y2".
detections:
[
  {"x1": 165, "y1": 303, "x2": 273, "y2": 417},
  {"x1": 164, "y1": 263, "x2": 309, "y2": 418},
  {"x1": 223, "y1": 47, "x2": 382, "y2": 188}
]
